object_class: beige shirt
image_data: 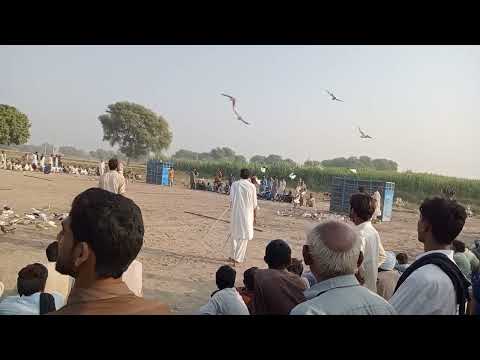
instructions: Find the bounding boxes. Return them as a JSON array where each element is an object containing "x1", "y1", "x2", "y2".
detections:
[
  {"x1": 122, "y1": 260, "x2": 143, "y2": 297},
  {"x1": 44, "y1": 262, "x2": 75, "y2": 301},
  {"x1": 357, "y1": 221, "x2": 386, "y2": 293},
  {"x1": 99, "y1": 170, "x2": 126, "y2": 195}
]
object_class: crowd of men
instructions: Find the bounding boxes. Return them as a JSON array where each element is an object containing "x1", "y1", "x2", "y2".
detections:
[{"x1": 0, "y1": 167, "x2": 479, "y2": 315}]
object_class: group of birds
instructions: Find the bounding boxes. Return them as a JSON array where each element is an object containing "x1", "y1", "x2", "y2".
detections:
[{"x1": 221, "y1": 90, "x2": 373, "y2": 140}]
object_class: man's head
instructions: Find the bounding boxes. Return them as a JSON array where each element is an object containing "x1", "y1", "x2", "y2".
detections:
[
  {"x1": 358, "y1": 186, "x2": 366, "y2": 193},
  {"x1": 264, "y1": 239, "x2": 292, "y2": 270},
  {"x1": 396, "y1": 252, "x2": 408, "y2": 265},
  {"x1": 240, "y1": 168, "x2": 250, "y2": 179},
  {"x1": 286, "y1": 258, "x2": 304, "y2": 276},
  {"x1": 417, "y1": 197, "x2": 467, "y2": 247},
  {"x1": 452, "y1": 240, "x2": 466, "y2": 253},
  {"x1": 108, "y1": 158, "x2": 119, "y2": 171},
  {"x1": 303, "y1": 221, "x2": 362, "y2": 281},
  {"x1": 17, "y1": 263, "x2": 48, "y2": 296},
  {"x1": 46, "y1": 241, "x2": 58, "y2": 262},
  {"x1": 55, "y1": 188, "x2": 144, "y2": 280},
  {"x1": 216, "y1": 265, "x2": 236, "y2": 290},
  {"x1": 243, "y1": 267, "x2": 258, "y2": 291},
  {"x1": 349, "y1": 193, "x2": 375, "y2": 224}
]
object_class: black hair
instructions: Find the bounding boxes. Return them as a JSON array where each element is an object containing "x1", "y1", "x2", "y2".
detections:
[
  {"x1": 17, "y1": 263, "x2": 48, "y2": 296},
  {"x1": 350, "y1": 193, "x2": 375, "y2": 222},
  {"x1": 452, "y1": 239, "x2": 466, "y2": 253},
  {"x1": 240, "y1": 168, "x2": 250, "y2": 179},
  {"x1": 216, "y1": 265, "x2": 236, "y2": 290},
  {"x1": 243, "y1": 267, "x2": 258, "y2": 291},
  {"x1": 419, "y1": 197, "x2": 467, "y2": 246},
  {"x1": 287, "y1": 258, "x2": 304, "y2": 276},
  {"x1": 46, "y1": 241, "x2": 58, "y2": 262},
  {"x1": 108, "y1": 158, "x2": 119, "y2": 171},
  {"x1": 358, "y1": 186, "x2": 366, "y2": 193},
  {"x1": 70, "y1": 188, "x2": 144, "y2": 279},
  {"x1": 265, "y1": 239, "x2": 292, "y2": 269},
  {"x1": 396, "y1": 252, "x2": 408, "y2": 264}
]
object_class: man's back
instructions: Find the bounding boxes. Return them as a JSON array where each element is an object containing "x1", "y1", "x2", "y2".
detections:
[
  {"x1": 99, "y1": 170, "x2": 126, "y2": 195},
  {"x1": 198, "y1": 288, "x2": 249, "y2": 315},
  {"x1": 0, "y1": 292, "x2": 65, "y2": 315},
  {"x1": 252, "y1": 268, "x2": 306, "y2": 315},
  {"x1": 357, "y1": 221, "x2": 386, "y2": 292}
]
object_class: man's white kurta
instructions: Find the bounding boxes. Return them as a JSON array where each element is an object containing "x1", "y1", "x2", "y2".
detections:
[
  {"x1": 228, "y1": 179, "x2": 258, "y2": 262},
  {"x1": 373, "y1": 191, "x2": 382, "y2": 218},
  {"x1": 357, "y1": 221, "x2": 386, "y2": 293}
]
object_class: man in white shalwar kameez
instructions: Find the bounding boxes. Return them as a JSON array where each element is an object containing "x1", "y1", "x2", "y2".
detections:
[
  {"x1": 372, "y1": 188, "x2": 382, "y2": 220},
  {"x1": 99, "y1": 160, "x2": 105, "y2": 176},
  {"x1": 228, "y1": 168, "x2": 258, "y2": 265}
]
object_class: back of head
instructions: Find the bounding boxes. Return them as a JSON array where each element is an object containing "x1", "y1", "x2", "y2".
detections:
[
  {"x1": 264, "y1": 239, "x2": 292, "y2": 269},
  {"x1": 306, "y1": 221, "x2": 361, "y2": 278},
  {"x1": 396, "y1": 252, "x2": 408, "y2": 264},
  {"x1": 243, "y1": 267, "x2": 258, "y2": 291},
  {"x1": 358, "y1": 186, "x2": 366, "y2": 193},
  {"x1": 452, "y1": 239, "x2": 466, "y2": 253},
  {"x1": 17, "y1": 263, "x2": 48, "y2": 296},
  {"x1": 287, "y1": 258, "x2": 304, "y2": 276},
  {"x1": 108, "y1": 158, "x2": 119, "y2": 171},
  {"x1": 419, "y1": 197, "x2": 467, "y2": 245},
  {"x1": 46, "y1": 241, "x2": 58, "y2": 262},
  {"x1": 240, "y1": 168, "x2": 250, "y2": 179},
  {"x1": 70, "y1": 188, "x2": 144, "y2": 279},
  {"x1": 216, "y1": 265, "x2": 236, "y2": 290},
  {"x1": 350, "y1": 193, "x2": 375, "y2": 222}
]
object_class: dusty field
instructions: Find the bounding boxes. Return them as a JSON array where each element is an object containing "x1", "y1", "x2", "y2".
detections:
[{"x1": 1, "y1": 169, "x2": 479, "y2": 314}]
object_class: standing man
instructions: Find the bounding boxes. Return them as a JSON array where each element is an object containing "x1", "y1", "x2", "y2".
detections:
[
  {"x1": 228, "y1": 168, "x2": 258, "y2": 265},
  {"x1": 48, "y1": 154, "x2": 54, "y2": 173},
  {"x1": 32, "y1": 151, "x2": 39, "y2": 171},
  {"x1": 98, "y1": 158, "x2": 126, "y2": 195},
  {"x1": 168, "y1": 167, "x2": 175, "y2": 187},
  {"x1": 0, "y1": 150, "x2": 6, "y2": 170},
  {"x1": 190, "y1": 168, "x2": 198, "y2": 190},
  {"x1": 99, "y1": 159, "x2": 105, "y2": 176},
  {"x1": 372, "y1": 187, "x2": 382, "y2": 222}
]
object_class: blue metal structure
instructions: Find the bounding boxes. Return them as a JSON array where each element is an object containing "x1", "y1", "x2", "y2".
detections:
[
  {"x1": 329, "y1": 177, "x2": 396, "y2": 221},
  {"x1": 146, "y1": 160, "x2": 173, "y2": 186}
]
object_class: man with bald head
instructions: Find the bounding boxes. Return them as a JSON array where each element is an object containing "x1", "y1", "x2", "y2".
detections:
[{"x1": 290, "y1": 221, "x2": 395, "y2": 315}]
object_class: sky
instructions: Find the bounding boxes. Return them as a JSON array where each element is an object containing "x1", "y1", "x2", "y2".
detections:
[{"x1": 1, "y1": 45, "x2": 479, "y2": 179}]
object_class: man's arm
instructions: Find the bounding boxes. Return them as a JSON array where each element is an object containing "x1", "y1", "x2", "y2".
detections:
[{"x1": 118, "y1": 175, "x2": 127, "y2": 195}]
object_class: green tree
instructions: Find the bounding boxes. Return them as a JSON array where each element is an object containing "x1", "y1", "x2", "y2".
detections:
[
  {"x1": 0, "y1": 105, "x2": 31, "y2": 145},
  {"x1": 98, "y1": 102, "x2": 172, "y2": 163},
  {"x1": 304, "y1": 160, "x2": 321, "y2": 167},
  {"x1": 250, "y1": 155, "x2": 267, "y2": 164}
]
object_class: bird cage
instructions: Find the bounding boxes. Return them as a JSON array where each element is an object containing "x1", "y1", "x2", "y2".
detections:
[
  {"x1": 146, "y1": 159, "x2": 173, "y2": 186},
  {"x1": 329, "y1": 177, "x2": 395, "y2": 221}
]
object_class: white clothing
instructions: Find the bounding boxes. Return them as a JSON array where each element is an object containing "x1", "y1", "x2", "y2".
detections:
[
  {"x1": 357, "y1": 221, "x2": 386, "y2": 293},
  {"x1": 48, "y1": 156, "x2": 53, "y2": 166},
  {"x1": 198, "y1": 288, "x2": 249, "y2": 315},
  {"x1": 98, "y1": 170, "x2": 126, "y2": 195},
  {"x1": 40, "y1": 156, "x2": 45, "y2": 168},
  {"x1": 0, "y1": 281, "x2": 4, "y2": 297},
  {"x1": 122, "y1": 260, "x2": 143, "y2": 297},
  {"x1": 0, "y1": 292, "x2": 65, "y2": 315},
  {"x1": 44, "y1": 262, "x2": 75, "y2": 300},
  {"x1": 54, "y1": 157, "x2": 59, "y2": 168},
  {"x1": 373, "y1": 191, "x2": 382, "y2": 218},
  {"x1": 32, "y1": 153, "x2": 38, "y2": 166},
  {"x1": 389, "y1": 250, "x2": 458, "y2": 315},
  {"x1": 0, "y1": 153, "x2": 6, "y2": 169},
  {"x1": 99, "y1": 161, "x2": 105, "y2": 176},
  {"x1": 228, "y1": 179, "x2": 258, "y2": 263}
]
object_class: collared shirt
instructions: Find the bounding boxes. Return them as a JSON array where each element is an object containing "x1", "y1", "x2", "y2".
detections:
[
  {"x1": 389, "y1": 250, "x2": 458, "y2": 315},
  {"x1": 357, "y1": 221, "x2": 386, "y2": 293},
  {"x1": 464, "y1": 249, "x2": 479, "y2": 273},
  {"x1": 290, "y1": 274, "x2": 396, "y2": 315},
  {"x1": 98, "y1": 170, "x2": 126, "y2": 195},
  {"x1": 50, "y1": 280, "x2": 170, "y2": 315},
  {"x1": 377, "y1": 270, "x2": 401, "y2": 301},
  {"x1": 198, "y1": 288, "x2": 249, "y2": 315},
  {"x1": 122, "y1": 260, "x2": 143, "y2": 297},
  {"x1": 0, "y1": 292, "x2": 65, "y2": 315},
  {"x1": 44, "y1": 262, "x2": 75, "y2": 301}
]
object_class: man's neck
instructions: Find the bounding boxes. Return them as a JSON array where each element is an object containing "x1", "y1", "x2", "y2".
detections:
[{"x1": 424, "y1": 238, "x2": 450, "y2": 253}]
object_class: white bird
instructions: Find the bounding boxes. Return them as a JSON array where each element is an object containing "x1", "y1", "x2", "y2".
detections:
[
  {"x1": 289, "y1": 173, "x2": 297, "y2": 180},
  {"x1": 349, "y1": 169, "x2": 357, "y2": 174},
  {"x1": 221, "y1": 93, "x2": 251, "y2": 125},
  {"x1": 325, "y1": 90, "x2": 344, "y2": 102},
  {"x1": 260, "y1": 167, "x2": 267, "y2": 173},
  {"x1": 358, "y1": 127, "x2": 373, "y2": 139}
]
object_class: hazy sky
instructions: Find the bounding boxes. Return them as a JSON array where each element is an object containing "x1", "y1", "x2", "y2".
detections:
[{"x1": 1, "y1": 45, "x2": 479, "y2": 178}]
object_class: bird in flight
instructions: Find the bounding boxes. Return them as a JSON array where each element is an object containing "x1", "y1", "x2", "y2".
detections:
[
  {"x1": 358, "y1": 127, "x2": 373, "y2": 139},
  {"x1": 289, "y1": 172, "x2": 297, "y2": 180},
  {"x1": 325, "y1": 90, "x2": 344, "y2": 102},
  {"x1": 349, "y1": 169, "x2": 357, "y2": 174},
  {"x1": 221, "y1": 93, "x2": 250, "y2": 125}
]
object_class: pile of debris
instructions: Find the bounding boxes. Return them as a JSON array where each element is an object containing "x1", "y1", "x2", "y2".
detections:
[
  {"x1": 276, "y1": 208, "x2": 347, "y2": 222},
  {"x1": 394, "y1": 197, "x2": 407, "y2": 208},
  {"x1": 0, "y1": 205, "x2": 68, "y2": 234},
  {"x1": 466, "y1": 205, "x2": 474, "y2": 218}
]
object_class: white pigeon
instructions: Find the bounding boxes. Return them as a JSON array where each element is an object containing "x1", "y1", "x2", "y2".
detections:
[
  {"x1": 349, "y1": 169, "x2": 357, "y2": 174},
  {"x1": 260, "y1": 167, "x2": 267, "y2": 173},
  {"x1": 358, "y1": 127, "x2": 373, "y2": 139},
  {"x1": 289, "y1": 173, "x2": 297, "y2": 180},
  {"x1": 221, "y1": 93, "x2": 251, "y2": 125},
  {"x1": 325, "y1": 90, "x2": 344, "y2": 102}
]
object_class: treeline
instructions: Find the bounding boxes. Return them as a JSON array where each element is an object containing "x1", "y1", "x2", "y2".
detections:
[{"x1": 311, "y1": 156, "x2": 398, "y2": 171}]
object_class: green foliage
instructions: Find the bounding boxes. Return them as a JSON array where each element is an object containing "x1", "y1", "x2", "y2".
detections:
[
  {"x1": 0, "y1": 105, "x2": 31, "y2": 145},
  {"x1": 173, "y1": 146, "x2": 240, "y2": 162},
  {"x1": 89, "y1": 148, "x2": 127, "y2": 161},
  {"x1": 99, "y1": 102, "x2": 172, "y2": 160},
  {"x1": 321, "y1": 156, "x2": 398, "y2": 171}
]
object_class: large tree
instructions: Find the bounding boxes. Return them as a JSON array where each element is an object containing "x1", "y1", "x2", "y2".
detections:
[
  {"x1": 0, "y1": 105, "x2": 31, "y2": 145},
  {"x1": 99, "y1": 102, "x2": 172, "y2": 163}
]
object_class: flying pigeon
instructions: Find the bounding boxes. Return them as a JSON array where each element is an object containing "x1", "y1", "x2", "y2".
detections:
[
  {"x1": 221, "y1": 93, "x2": 251, "y2": 125},
  {"x1": 260, "y1": 167, "x2": 267, "y2": 173},
  {"x1": 325, "y1": 90, "x2": 344, "y2": 102},
  {"x1": 358, "y1": 127, "x2": 373, "y2": 139},
  {"x1": 349, "y1": 169, "x2": 357, "y2": 174},
  {"x1": 289, "y1": 173, "x2": 297, "y2": 180}
]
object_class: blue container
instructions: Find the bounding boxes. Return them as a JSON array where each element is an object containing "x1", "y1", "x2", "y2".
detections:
[
  {"x1": 329, "y1": 177, "x2": 395, "y2": 222},
  {"x1": 146, "y1": 160, "x2": 173, "y2": 186}
]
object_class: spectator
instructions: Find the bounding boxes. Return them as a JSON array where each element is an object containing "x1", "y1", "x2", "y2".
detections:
[
  {"x1": 98, "y1": 158, "x2": 126, "y2": 195},
  {"x1": 50, "y1": 188, "x2": 169, "y2": 315},
  {"x1": 0, "y1": 263, "x2": 64, "y2": 315},
  {"x1": 376, "y1": 251, "x2": 401, "y2": 301},
  {"x1": 287, "y1": 258, "x2": 310, "y2": 289},
  {"x1": 349, "y1": 193, "x2": 387, "y2": 292},
  {"x1": 44, "y1": 241, "x2": 75, "y2": 300},
  {"x1": 290, "y1": 221, "x2": 395, "y2": 315},
  {"x1": 236, "y1": 267, "x2": 258, "y2": 312},
  {"x1": 464, "y1": 244, "x2": 480, "y2": 274},
  {"x1": 389, "y1": 197, "x2": 470, "y2": 315},
  {"x1": 451, "y1": 240, "x2": 472, "y2": 280},
  {"x1": 394, "y1": 253, "x2": 410, "y2": 273},
  {"x1": 251, "y1": 240, "x2": 306, "y2": 315},
  {"x1": 198, "y1": 265, "x2": 249, "y2": 315}
]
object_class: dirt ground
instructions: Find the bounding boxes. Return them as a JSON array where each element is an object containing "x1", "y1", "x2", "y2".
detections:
[{"x1": 1, "y1": 170, "x2": 479, "y2": 314}]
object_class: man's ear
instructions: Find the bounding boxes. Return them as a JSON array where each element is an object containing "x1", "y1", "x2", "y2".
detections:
[
  {"x1": 303, "y1": 245, "x2": 313, "y2": 266},
  {"x1": 73, "y1": 242, "x2": 91, "y2": 268}
]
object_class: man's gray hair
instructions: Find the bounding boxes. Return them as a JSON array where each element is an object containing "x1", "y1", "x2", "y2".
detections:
[{"x1": 306, "y1": 220, "x2": 361, "y2": 278}]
